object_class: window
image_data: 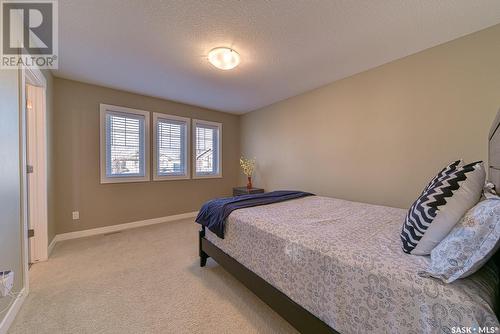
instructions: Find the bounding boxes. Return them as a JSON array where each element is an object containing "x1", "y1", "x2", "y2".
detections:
[
  {"x1": 153, "y1": 113, "x2": 190, "y2": 180},
  {"x1": 193, "y1": 119, "x2": 222, "y2": 178},
  {"x1": 100, "y1": 104, "x2": 150, "y2": 183}
]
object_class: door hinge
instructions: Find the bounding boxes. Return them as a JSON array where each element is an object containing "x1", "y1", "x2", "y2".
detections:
[
  {"x1": 28, "y1": 229, "x2": 34, "y2": 238},
  {"x1": 27, "y1": 165, "x2": 34, "y2": 174}
]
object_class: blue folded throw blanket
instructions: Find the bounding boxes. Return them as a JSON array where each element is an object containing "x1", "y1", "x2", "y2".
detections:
[{"x1": 196, "y1": 190, "x2": 314, "y2": 238}]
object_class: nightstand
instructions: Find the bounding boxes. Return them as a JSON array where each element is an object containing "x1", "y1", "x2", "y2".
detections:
[{"x1": 233, "y1": 187, "x2": 265, "y2": 197}]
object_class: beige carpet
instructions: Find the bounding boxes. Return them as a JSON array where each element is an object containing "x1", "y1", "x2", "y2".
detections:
[{"x1": 9, "y1": 219, "x2": 297, "y2": 334}]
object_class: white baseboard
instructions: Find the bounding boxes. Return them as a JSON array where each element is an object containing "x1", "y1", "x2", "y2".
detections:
[
  {"x1": 52, "y1": 211, "x2": 198, "y2": 245},
  {"x1": 47, "y1": 237, "x2": 57, "y2": 257},
  {"x1": 0, "y1": 288, "x2": 26, "y2": 334}
]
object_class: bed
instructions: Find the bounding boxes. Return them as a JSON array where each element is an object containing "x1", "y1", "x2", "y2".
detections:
[{"x1": 199, "y1": 110, "x2": 500, "y2": 334}]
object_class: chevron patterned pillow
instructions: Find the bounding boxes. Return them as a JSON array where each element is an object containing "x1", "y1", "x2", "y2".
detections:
[
  {"x1": 401, "y1": 161, "x2": 485, "y2": 255},
  {"x1": 421, "y1": 160, "x2": 462, "y2": 194}
]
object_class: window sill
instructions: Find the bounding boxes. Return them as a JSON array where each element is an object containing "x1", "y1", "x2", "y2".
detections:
[
  {"x1": 153, "y1": 175, "x2": 191, "y2": 181},
  {"x1": 100, "y1": 176, "x2": 150, "y2": 184},
  {"x1": 192, "y1": 174, "x2": 223, "y2": 179}
]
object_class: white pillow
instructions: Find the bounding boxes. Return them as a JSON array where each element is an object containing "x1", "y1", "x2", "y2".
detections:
[
  {"x1": 401, "y1": 161, "x2": 486, "y2": 255},
  {"x1": 420, "y1": 198, "x2": 500, "y2": 283}
]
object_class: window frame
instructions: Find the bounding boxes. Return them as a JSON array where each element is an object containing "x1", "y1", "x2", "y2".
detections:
[
  {"x1": 192, "y1": 119, "x2": 223, "y2": 179},
  {"x1": 99, "y1": 104, "x2": 151, "y2": 184},
  {"x1": 152, "y1": 112, "x2": 191, "y2": 181}
]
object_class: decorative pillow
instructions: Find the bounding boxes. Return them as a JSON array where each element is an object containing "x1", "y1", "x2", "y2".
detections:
[
  {"x1": 420, "y1": 198, "x2": 500, "y2": 283},
  {"x1": 421, "y1": 160, "x2": 462, "y2": 194},
  {"x1": 401, "y1": 161, "x2": 485, "y2": 255}
]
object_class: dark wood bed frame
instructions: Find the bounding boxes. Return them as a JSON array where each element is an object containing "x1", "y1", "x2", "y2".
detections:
[{"x1": 199, "y1": 226, "x2": 339, "y2": 334}]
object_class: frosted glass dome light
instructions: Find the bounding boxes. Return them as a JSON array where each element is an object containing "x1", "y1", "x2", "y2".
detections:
[{"x1": 208, "y1": 47, "x2": 240, "y2": 70}]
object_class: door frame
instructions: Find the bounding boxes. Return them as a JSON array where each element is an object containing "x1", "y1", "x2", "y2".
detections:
[{"x1": 21, "y1": 66, "x2": 48, "y2": 263}]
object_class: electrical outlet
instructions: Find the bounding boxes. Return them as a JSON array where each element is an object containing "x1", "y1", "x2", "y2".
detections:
[
  {"x1": 0, "y1": 271, "x2": 14, "y2": 297},
  {"x1": 72, "y1": 211, "x2": 80, "y2": 220}
]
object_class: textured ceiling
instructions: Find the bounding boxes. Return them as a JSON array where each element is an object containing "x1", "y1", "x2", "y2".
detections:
[{"x1": 54, "y1": 0, "x2": 500, "y2": 114}]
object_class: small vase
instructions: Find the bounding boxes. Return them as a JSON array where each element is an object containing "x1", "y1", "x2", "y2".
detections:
[{"x1": 247, "y1": 176, "x2": 252, "y2": 190}]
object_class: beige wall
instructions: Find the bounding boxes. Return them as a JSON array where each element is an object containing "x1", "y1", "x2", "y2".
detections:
[
  {"x1": 241, "y1": 24, "x2": 500, "y2": 209},
  {"x1": 0, "y1": 69, "x2": 23, "y2": 319},
  {"x1": 50, "y1": 23, "x2": 500, "y2": 234},
  {"x1": 53, "y1": 78, "x2": 240, "y2": 234}
]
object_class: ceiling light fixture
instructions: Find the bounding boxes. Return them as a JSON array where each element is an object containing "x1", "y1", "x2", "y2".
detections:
[{"x1": 208, "y1": 47, "x2": 240, "y2": 70}]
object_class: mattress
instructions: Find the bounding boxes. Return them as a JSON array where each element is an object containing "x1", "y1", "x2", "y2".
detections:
[{"x1": 205, "y1": 196, "x2": 499, "y2": 334}]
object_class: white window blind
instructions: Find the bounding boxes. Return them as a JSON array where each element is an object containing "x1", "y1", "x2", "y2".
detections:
[
  {"x1": 100, "y1": 104, "x2": 150, "y2": 183},
  {"x1": 154, "y1": 113, "x2": 189, "y2": 179},
  {"x1": 194, "y1": 120, "x2": 221, "y2": 177}
]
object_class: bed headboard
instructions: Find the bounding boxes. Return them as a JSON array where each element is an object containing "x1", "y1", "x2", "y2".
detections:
[{"x1": 490, "y1": 109, "x2": 500, "y2": 191}]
